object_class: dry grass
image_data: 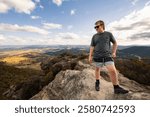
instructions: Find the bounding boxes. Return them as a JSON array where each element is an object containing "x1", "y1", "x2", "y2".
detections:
[
  {"x1": 0, "y1": 49, "x2": 43, "y2": 56},
  {"x1": 0, "y1": 56, "x2": 29, "y2": 64},
  {"x1": 16, "y1": 62, "x2": 41, "y2": 70}
]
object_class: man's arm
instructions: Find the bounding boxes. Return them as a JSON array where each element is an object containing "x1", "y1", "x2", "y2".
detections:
[
  {"x1": 112, "y1": 41, "x2": 118, "y2": 58},
  {"x1": 89, "y1": 46, "x2": 94, "y2": 63}
]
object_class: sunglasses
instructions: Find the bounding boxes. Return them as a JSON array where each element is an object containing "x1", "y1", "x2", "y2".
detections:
[{"x1": 94, "y1": 24, "x2": 103, "y2": 29}]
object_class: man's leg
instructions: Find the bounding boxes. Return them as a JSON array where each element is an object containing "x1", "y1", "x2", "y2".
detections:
[
  {"x1": 105, "y1": 64, "x2": 118, "y2": 85},
  {"x1": 106, "y1": 64, "x2": 129, "y2": 94},
  {"x1": 95, "y1": 67, "x2": 101, "y2": 91},
  {"x1": 95, "y1": 67, "x2": 100, "y2": 80}
]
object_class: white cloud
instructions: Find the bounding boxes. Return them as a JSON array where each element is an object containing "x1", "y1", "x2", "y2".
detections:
[
  {"x1": 0, "y1": 31, "x2": 91, "y2": 45},
  {"x1": 35, "y1": 0, "x2": 44, "y2": 9},
  {"x1": 0, "y1": 23, "x2": 49, "y2": 35},
  {"x1": 31, "y1": 15, "x2": 41, "y2": 19},
  {"x1": 43, "y1": 23, "x2": 62, "y2": 29},
  {"x1": 35, "y1": 0, "x2": 40, "y2": 3},
  {"x1": 0, "y1": 0, "x2": 36, "y2": 14},
  {"x1": 0, "y1": 34, "x2": 5, "y2": 41},
  {"x1": 58, "y1": 32, "x2": 79, "y2": 40},
  {"x1": 0, "y1": 35, "x2": 38, "y2": 45},
  {"x1": 0, "y1": 2, "x2": 10, "y2": 13},
  {"x1": 130, "y1": 0, "x2": 139, "y2": 5},
  {"x1": 70, "y1": 9, "x2": 76, "y2": 15},
  {"x1": 52, "y1": 0, "x2": 73, "y2": 6},
  {"x1": 0, "y1": 34, "x2": 55, "y2": 45},
  {"x1": 39, "y1": 5, "x2": 44, "y2": 9},
  {"x1": 52, "y1": 0, "x2": 63, "y2": 6},
  {"x1": 51, "y1": 32, "x2": 90, "y2": 45},
  {"x1": 107, "y1": 4, "x2": 150, "y2": 45},
  {"x1": 145, "y1": 0, "x2": 150, "y2": 6}
]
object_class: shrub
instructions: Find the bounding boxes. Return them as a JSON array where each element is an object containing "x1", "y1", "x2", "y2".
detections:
[
  {"x1": 115, "y1": 59, "x2": 150, "y2": 85},
  {"x1": 0, "y1": 62, "x2": 41, "y2": 99}
]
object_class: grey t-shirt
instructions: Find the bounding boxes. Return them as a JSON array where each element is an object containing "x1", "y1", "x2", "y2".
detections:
[{"x1": 90, "y1": 31, "x2": 116, "y2": 58}]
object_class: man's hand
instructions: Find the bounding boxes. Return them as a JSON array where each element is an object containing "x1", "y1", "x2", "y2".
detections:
[
  {"x1": 112, "y1": 52, "x2": 116, "y2": 58},
  {"x1": 89, "y1": 56, "x2": 92, "y2": 64},
  {"x1": 112, "y1": 41, "x2": 117, "y2": 58},
  {"x1": 89, "y1": 46, "x2": 94, "y2": 64}
]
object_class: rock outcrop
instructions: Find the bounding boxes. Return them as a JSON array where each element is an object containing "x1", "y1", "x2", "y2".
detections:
[
  {"x1": 31, "y1": 61, "x2": 150, "y2": 100},
  {"x1": 40, "y1": 53, "x2": 88, "y2": 83}
]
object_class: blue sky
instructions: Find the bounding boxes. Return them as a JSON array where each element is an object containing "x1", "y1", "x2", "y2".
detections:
[{"x1": 0, "y1": 0, "x2": 150, "y2": 45}]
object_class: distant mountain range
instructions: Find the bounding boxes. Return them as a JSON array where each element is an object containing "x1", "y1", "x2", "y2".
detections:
[
  {"x1": 44, "y1": 48, "x2": 87, "y2": 56},
  {"x1": 44, "y1": 45, "x2": 150, "y2": 58},
  {"x1": 0, "y1": 45, "x2": 150, "y2": 58},
  {"x1": 119, "y1": 46, "x2": 150, "y2": 58}
]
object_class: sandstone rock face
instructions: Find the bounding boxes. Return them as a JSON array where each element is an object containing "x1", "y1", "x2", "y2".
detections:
[{"x1": 31, "y1": 61, "x2": 150, "y2": 100}]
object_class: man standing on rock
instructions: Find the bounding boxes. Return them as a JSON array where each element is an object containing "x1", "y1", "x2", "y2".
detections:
[{"x1": 89, "y1": 20, "x2": 128, "y2": 94}]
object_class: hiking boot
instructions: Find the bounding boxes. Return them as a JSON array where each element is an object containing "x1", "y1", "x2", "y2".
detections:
[
  {"x1": 95, "y1": 81, "x2": 100, "y2": 91},
  {"x1": 114, "y1": 86, "x2": 129, "y2": 94}
]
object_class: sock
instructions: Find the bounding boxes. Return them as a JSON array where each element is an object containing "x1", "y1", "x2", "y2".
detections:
[
  {"x1": 96, "y1": 79, "x2": 100, "y2": 83},
  {"x1": 113, "y1": 85, "x2": 119, "y2": 88}
]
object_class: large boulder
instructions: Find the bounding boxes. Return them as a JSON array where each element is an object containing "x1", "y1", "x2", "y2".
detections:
[
  {"x1": 31, "y1": 68, "x2": 112, "y2": 100},
  {"x1": 31, "y1": 63, "x2": 150, "y2": 100}
]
